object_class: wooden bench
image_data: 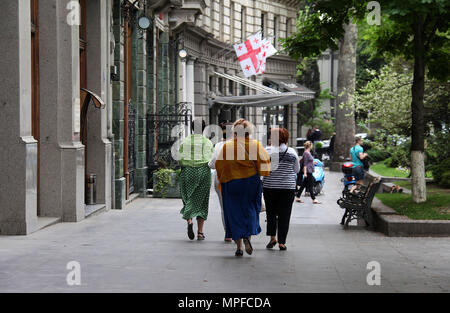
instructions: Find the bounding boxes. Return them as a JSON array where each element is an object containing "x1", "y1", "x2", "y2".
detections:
[{"x1": 337, "y1": 178, "x2": 382, "y2": 229}]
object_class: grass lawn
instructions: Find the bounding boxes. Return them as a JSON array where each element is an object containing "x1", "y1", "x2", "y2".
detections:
[
  {"x1": 376, "y1": 183, "x2": 450, "y2": 220},
  {"x1": 371, "y1": 161, "x2": 433, "y2": 178},
  {"x1": 371, "y1": 162, "x2": 410, "y2": 178}
]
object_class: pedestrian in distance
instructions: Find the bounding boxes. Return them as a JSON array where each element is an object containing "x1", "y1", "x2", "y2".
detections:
[
  {"x1": 215, "y1": 119, "x2": 271, "y2": 257},
  {"x1": 328, "y1": 132, "x2": 336, "y2": 160},
  {"x1": 179, "y1": 119, "x2": 214, "y2": 241},
  {"x1": 311, "y1": 125, "x2": 323, "y2": 142},
  {"x1": 310, "y1": 125, "x2": 323, "y2": 155},
  {"x1": 296, "y1": 141, "x2": 321, "y2": 204},
  {"x1": 295, "y1": 156, "x2": 305, "y2": 199},
  {"x1": 263, "y1": 128, "x2": 300, "y2": 251},
  {"x1": 306, "y1": 128, "x2": 313, "y2": 142},
  {"x1": 350, "y1": 136, "x2": 368, "y2": 193},
  {"x1": 209, "y1": 122, "x2": 234, "y2": 243}
]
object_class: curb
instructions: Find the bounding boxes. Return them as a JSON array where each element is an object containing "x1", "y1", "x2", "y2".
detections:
[{"x1": 371, "y1": 198, "x2": 450, "y2": 237}]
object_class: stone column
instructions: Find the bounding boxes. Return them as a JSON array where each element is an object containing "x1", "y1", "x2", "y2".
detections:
[
  {"x1": 289, "y1": 103, "x2": 298, "y2": 147},
  {"x1": 38, "y1": 0, "x2": 85, "y2": 222},
  {"x1": 0, "y1": 0, "x2": 38, "y2": 235},
  {"x1": 85, "y1": 0, "x2": 112, "y2": 210},
  {"x1": 186, "y1": 58, "x2": 196, "y2": 119},
  {"x1": 194, "y1": 61, "x2": 208, "y2": 122},
  {"x1": 177, "y1": 57, "x2": 188, "y2": 136},
  {"x1": 133, "y1": 28, "x2": 148, "y2": 195},
  {"x1": 179, "y1": 59, "x2": 187, "y2": 103},
  {"x1": 112, "y1": 0, "x2": 126, "y2": 210},
  {"x1": 158, "y1": 31, "x2": 170, "y2": 108}
]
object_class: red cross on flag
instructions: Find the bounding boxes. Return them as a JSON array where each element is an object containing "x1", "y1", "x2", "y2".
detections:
[
  {"x1": 257, "y1": 38, "x2": 278, "y2": 75},
  {"x1": 234, "y1": 33, "x2": 263, "y2": 77}
]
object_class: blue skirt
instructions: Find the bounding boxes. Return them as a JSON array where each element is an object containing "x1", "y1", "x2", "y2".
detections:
[{"x1": 222, "y1": 175, "x2": 262, "y2": 241}]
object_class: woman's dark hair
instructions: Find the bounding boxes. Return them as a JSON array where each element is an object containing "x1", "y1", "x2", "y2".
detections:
[
  {"x1": 192, "y1": 119, "x2": 206, "y2": 134},
  {"x1": 220, "y1": 122, "x2": 234, "y2": 140},
  {"x1": 271, "y1": 128, "x2": 290, "y2": 145}
]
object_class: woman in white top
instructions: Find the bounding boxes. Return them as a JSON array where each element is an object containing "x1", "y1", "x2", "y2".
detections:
[
  {"x1": 208, "y1": 122, "x2": 234, "y2": 242},
  {"x1": 263, "y1": 128, "x2": 300, "y2": 251}
]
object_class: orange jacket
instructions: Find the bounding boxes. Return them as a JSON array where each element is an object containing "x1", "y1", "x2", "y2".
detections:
[{"x1": 215, "y1": 138, "x2": 271, "y2": 185}]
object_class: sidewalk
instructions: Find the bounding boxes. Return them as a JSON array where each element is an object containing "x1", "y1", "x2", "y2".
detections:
[{"x1": 0, "y1": 171, "x2": 449, "y2": 293}]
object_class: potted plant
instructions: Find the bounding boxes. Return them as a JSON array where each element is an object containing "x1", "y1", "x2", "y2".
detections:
[
  {"x1": 314, "y1": 141, "x2": 325, "y2": 160},
  {"x1": 151, "y1": 151, "x2": 183, "y2": 199},
  {"x1": 153, "y1": 168, "x2": 181, "y2": 198}
]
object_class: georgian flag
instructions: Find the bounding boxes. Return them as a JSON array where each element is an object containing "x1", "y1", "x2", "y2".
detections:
[
  {"x1": 234, "y1": 33, "x2": 263, "y2": 77},
  {"x1": 257, "y1": 38, "x2": 278, "y2": 75}
]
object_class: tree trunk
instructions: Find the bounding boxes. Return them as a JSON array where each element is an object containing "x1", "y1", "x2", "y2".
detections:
[
  {"x1": 332, "y1": 22, "x2": 357, "y2": 165},
  {"x1": 411, "y1": 17, "x2": 427, "y2": 203}
]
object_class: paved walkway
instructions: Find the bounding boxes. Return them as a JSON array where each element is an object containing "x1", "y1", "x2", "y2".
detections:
[{"x1": 1, "y1": 170, "x2": 449, "y2": 293}]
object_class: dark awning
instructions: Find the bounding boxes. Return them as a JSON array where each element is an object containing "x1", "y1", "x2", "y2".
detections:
[
  {"x1": 210, "y1": 92, "x2": 315, "y2": 108},
  {"x1": 264, "y1": 78, "x2": 315, "y2": 94},
  {"x1": 210, "y1": 73, "x2": 316, "y2": 108}
]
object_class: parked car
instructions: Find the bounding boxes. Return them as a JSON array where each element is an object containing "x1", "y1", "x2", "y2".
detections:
[{"x1": 355, "y1": 133, "x2": 368, "y2": 139}]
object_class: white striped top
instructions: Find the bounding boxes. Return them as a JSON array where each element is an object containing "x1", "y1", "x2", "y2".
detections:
[{"x1": 263, "y1": 144, "x2": 300, "y2": 190}]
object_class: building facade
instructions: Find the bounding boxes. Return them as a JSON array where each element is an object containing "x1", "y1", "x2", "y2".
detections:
[
  {"x1": 1, "y1": 0, "x2": 307, "y2": 235},
  {"x1": 0, "y1": 0, "x2": 116, "y2": 235},
  {"x1": 170, "y1": 0, "x2": 302, "y2": 147}
]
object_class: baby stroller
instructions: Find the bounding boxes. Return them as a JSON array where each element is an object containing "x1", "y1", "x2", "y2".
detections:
[{"x1": 297, "y1": 159, "x2": 325, "y2": 197}]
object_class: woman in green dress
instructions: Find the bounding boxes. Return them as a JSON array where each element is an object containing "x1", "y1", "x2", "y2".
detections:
[{"x1": 178, "y1": 120, "x2": 214, "y2": 241}]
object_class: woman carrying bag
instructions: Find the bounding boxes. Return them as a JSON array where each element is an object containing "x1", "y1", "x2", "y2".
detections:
[{"x1": 263, "y1": 128, "x2": 300, "y2": 251}]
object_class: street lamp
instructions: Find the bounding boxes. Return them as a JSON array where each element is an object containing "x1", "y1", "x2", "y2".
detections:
[
  {"x1": 178, "y1": 49, "x2": 188, "y2": 60},
  {"x1": 138, "y1": 16, "x2": 152, "y2": 30}
]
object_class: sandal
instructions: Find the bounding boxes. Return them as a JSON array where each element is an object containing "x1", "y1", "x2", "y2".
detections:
[
  {"x1": 187, "y1": 223, "x2": 195, "y2": 240},
  {"x1": 313, "y1": 200, "x2": 322, "y2": 204},
  {"x1": 243, "y1": 237, "x2": 253, "y2": 255},
  {"x1": 296, "y1": 198, "x2": 304, "y2": 203},
  {"x1": 266, "y1": 240, "x2": 278, "y2": 249},
  {"x1": 235, "y1": 250, "x2": 244, "y2": 257},
  {"x1": 197, "y1": 232, "x2": 206, "y2": 241},
  {"x1": 279, "y1": 244, "x2": 287, "y2": 251}
]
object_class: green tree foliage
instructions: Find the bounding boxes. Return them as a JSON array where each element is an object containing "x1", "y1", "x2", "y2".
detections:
[
  {"x1": 281, "y1": 2, "x2": 367, "y2": 59},
  {"x1": 355, "y1": 61, "x2": 450, "y2": 137},
  {"x1": 297, "y1": 56, "x2": 322, "y2": 127},
  {"x1": 354, "y1": 63, "x2": 412, "y2": 137},
  {"x1": 361, "y1": 1, "x2": 450, "y2": 82},
  {"x1": 283, "y1": 0, "x2": 450, "y2": 203}
]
